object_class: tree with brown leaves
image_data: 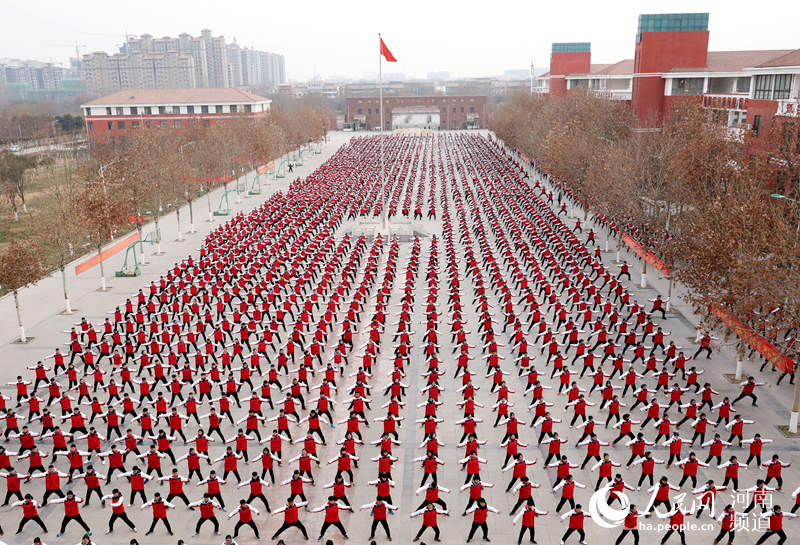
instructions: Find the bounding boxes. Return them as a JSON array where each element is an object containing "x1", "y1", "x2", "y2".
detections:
[{"x1": 0, "y1": 239, "x2": 48, "y2": 342}]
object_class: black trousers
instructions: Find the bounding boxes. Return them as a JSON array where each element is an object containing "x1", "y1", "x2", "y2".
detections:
[
  {"x1": 2, "y1": 489, "x2": 22, "y2": 505},
  {"x1": 414, "y1": 524, "x2": 440, "y2": 540},
  {"x1": 247, "y1": 492, "x2": 270, "y2": 511},
  {"x1": 416, "y1": 498, "x2": 447, "y2": 511},
  {"x1": 167, "y1": 492, "x2": 190, "y2": 505},
  {"x1": 714, "y1": 529, "x2": 736, "y2": 543},
  {"x1": 109, "y1": 512, "x2": 136, "y2": 531},
  {"x1": 17, "y1": 515, "x2": 48, "y2": 534},
  {"x1": 756, "y1": 529, "x2": 788, "y2": 544},
  {"x1": 60, "y1": 514, "x2": 91, "y2": 534},
  {"x1": 234, "y1": 519, "x2": 259, "y2": 538},
  {"x1": 370, "y1": 518, "x2": 391, "y2": 539},
  {"x1": 146, "y1": 517, "x2": 172, "y2": 534},
  {"x1": 616, "y1": 529, "x2": 640, "y2": 545},
  {"x1": 195, "y1": 516, "x2": 219, "y2": 534},
  {"x1": 562, "y1": 528, "x2": 586, "y2": 543},
  {"x1": 319, "y1": 520, "x2": 347, "y2": 538},
  {"x1": 661, "y1": 528, "x2": 686, "y2": 544},
  {"x1": 130, "y1": 489, "x2": 147, "y2": 505},
  {"x1": 518, "y1": 526, "x2": 535, "y2": 544},
  {"x1": 468, "y1": 521, "x2": 489, "y2": 540},
  {"x1": 556, "y1": 497, "x2": 576, "y2": 512},
  {"x1": 272, "y1": 520, "x2": 308, "y2": 539}
]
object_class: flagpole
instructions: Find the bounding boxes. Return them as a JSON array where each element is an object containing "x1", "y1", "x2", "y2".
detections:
[{"x1": 379, "y1": 32, "x2": 387, "y2": 231}]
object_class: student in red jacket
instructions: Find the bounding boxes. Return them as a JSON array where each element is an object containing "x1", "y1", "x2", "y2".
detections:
[
  {"x1": 756, "y1": 505, "x2": 797, "y2": 544},
  {"x1": 361, "y1": 498, "x2": 398, "y2": 541},
  {"x1": 49, "y1": 490, "x2": 91, "y2": 537},
  {"x1": 560, "y1": 504, "x2": 592, "y2": 544},
  {"x1": 188, "y1": 493, "x2": 223, "y2": 535},
  {"x1": 312, "y1": 496, "x2": 352, "y2": 540},
  {"x1": 512, "y1": 500, "x2": 547, "y2": 545},
  {"x1": 614, "y1": 505, "x2": 651, "y2": 545},
  {"x1": 465, "y1": 498, "x2": 500, "y2": 542},
  {"x1": 271, "y1": 497, "x2": 309, "y2": 540},
  {"x1": 101, "y1": 488, "x2": 137, "y2": 532},
  {"x1": 142, "y1": 492, "x2": 175, "y2": 535},
  {"x1": 11, "y1": 493, "x2": 48, "y2": 534},
  {"x1": 411, "y1": 502, "x2": 450, "y2": 542},
  {"x1": 228, "y1": 499, "x2": 261, "y2": 539}
]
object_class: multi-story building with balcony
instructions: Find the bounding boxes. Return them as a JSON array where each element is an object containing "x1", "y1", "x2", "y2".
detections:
[{"x1": 536, "y1": 13, "x2": 800, "y2": 143}]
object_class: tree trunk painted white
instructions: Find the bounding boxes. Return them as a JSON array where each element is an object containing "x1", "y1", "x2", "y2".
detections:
[
  {"x1": 99, "y1": 252, "x2": 107, "y2": 291},
  {"x1": 13, "y1": 290, "x2": 26, "y2": 342},
  {"x1": 640, "y1": 261, "x2": 647, "y2": 288},
  {"x1": 735, "y1": 343, "x2": 745, "y2": 380},
  {"x1": 60, "y1": 266, "x2": 72, "y2": 314},
  {"x1": 791, "y1": 377, "x2": 800, "y2": 433},
  {"x1": 666, "y1": 278, "x2": 673, "y2": 312},
  {"x1": 188, "y1": 199, "x2": 195, "y2": 233}
]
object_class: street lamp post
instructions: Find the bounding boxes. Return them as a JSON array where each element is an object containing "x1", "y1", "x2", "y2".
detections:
[
  {"x1": 179, "y1": 141, "x2": 196, "y2": 234},
  {"x1": 96, "y1": 159, "x2": 119, "y2": 291},
  {"x1": 770, "y1": 193, "x2": 800, "y2": 432}
]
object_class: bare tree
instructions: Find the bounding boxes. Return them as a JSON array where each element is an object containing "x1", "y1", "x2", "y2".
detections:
[
  {"x1": 35, "y1": 157, "x2": 83, "y2": 313},
  {"x1": 77, "y1": 176, "x2": 127, "y2": 291},
  {"x1": 0, "y1": 239, "x2": 48, "y2": 342}
]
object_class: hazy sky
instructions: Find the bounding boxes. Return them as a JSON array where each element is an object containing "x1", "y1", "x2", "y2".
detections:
[{"x1": 3, "y1": 0, "x2": 799, "y2": 81}]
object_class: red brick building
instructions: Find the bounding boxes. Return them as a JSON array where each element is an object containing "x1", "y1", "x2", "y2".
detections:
[
  {"x1": 535, "y1": 12, "x2": 800, "y2": 141},
  {"x1": 82, "y1": 88, "x2": 271, "y2": 147},
  {"x1": 346, "y1": 95, "x2": 486, "y2": 130},
  {"x1": 549, "y1": 43, "x2": 591, "y2": 98}
]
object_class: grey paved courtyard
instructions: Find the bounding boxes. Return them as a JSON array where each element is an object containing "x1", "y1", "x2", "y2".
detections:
[{"x1": 0, "y1": 130, "x2": 798, "y2": 545}]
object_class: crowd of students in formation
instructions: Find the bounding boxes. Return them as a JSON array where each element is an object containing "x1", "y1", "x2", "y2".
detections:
[{"x1": 0, "y1": 132, "x2": 796, "y2": 545}]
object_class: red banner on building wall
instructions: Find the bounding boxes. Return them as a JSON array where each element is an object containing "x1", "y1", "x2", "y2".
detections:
[
  {"x1": 75, "y1": 231, "x2": 141, "y2": 275},
  {"x1": 711, "y1": 305, "x2": 795, "y2": 372},
  {"x1": 621, "y1": 233, "x2": 672, "y2": 277}
]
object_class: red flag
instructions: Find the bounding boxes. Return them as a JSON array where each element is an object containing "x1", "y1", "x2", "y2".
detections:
[{"x1": 380, "y1": 38, "x2": 398, "y2": 62}]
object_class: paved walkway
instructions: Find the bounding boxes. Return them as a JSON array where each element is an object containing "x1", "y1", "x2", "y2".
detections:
[{"x1": 0, "y1": 130, "x2": 796, "y2": 545}]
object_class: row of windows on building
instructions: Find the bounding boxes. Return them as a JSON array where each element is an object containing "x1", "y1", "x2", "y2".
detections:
[
  {"x1": 669, "y1": 75, "x2": 794, "y2": 99},
  {"x1": 356, "y1": 106, "x2": 477, "y2": 115},
  {"x1": 753, "y1": 74, "x2": 794, "y2": 100},
  {"x1": 354, "y1": 97, "x2": 478, "y2": 103},
  {"x1": 90, "y1": 104, "x2": 255, "y2": 117},
  {"x1": 87, "y1": 118, "x2": 212, "y2": 131}
]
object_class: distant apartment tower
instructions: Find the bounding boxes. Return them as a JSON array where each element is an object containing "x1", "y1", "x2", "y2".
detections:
[
  {"x1": 258, "y1": 51, "x2": 286, "y2": 87},
  {"x1": 240, "y1": 47, "x2": 261, "y2": 86},
  {"x1": 0, "y1": 58, "x2": 63, "y2": 90},
  {"x1": 81, "y1": 29, "x2": 286, "y2": 96},
  {"x1": 82, "y1": 51, "x2": 195, "y2": 96},
  {"x1": 226, "y1": 42, "x2": 242, "y2": 87},
  {"x1": 201, "y1": 29, "x2": 230, "y2": 88}
]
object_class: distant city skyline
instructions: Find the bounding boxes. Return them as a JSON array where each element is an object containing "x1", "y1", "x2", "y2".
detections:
[
  {"x1": 79, "y1": 30, "x2": 285, "y2": 96},
  {"x1": 3, "y1": 0, "x2": 799, "y2": 82}
]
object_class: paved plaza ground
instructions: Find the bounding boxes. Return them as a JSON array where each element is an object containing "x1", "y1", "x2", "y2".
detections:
[{"x1": 0, "y1": 130, "x2": 798, "y2": 545}]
